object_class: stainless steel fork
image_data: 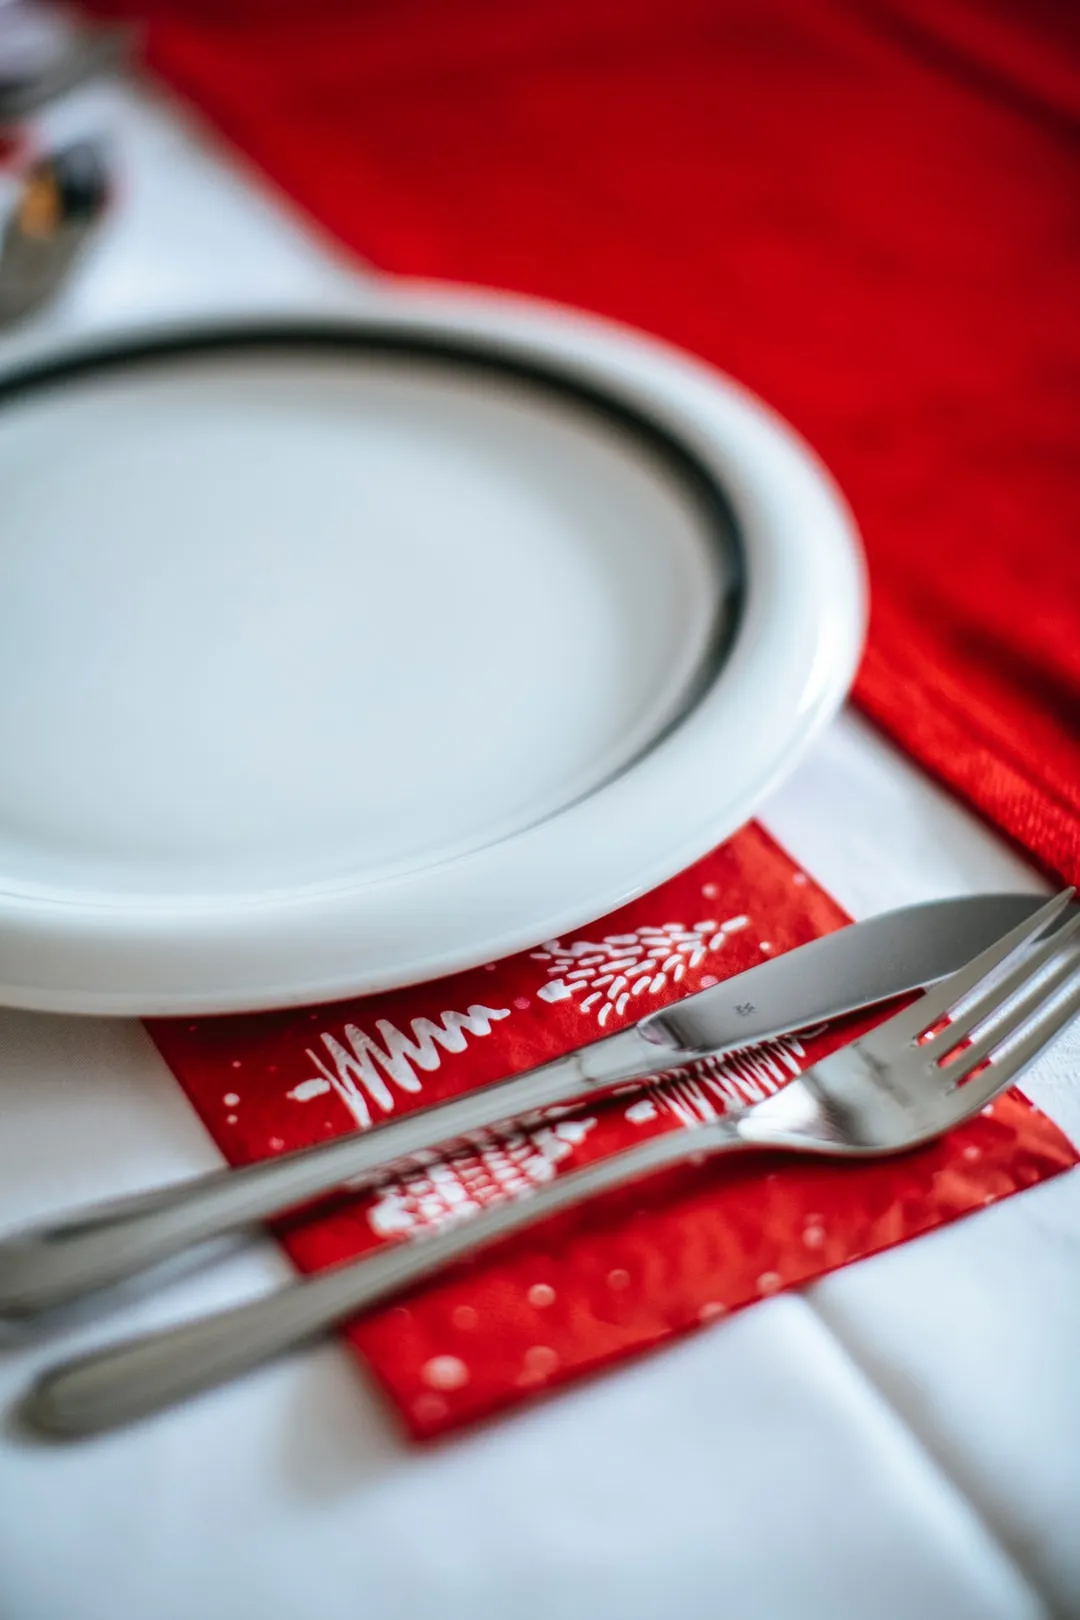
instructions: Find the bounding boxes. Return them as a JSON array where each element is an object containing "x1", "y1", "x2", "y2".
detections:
[{"x1": 23, "y1": 890, "x2": 1080, "y2": 1439}]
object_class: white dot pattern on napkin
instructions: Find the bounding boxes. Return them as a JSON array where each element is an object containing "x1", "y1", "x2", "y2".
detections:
[
  {"x1": 522, "y1": 1345, "x2": 559, "y2": 1380},
  {"x1": 421, "y1": 1355, "x2": 470, "y2": 1391},
  {"x1": 412, "y1": 1393, "x2": 448, "y2": 1423}
]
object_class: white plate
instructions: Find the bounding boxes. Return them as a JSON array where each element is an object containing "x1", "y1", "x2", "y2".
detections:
[{"x1": 0, "y1": 290, "x2": 865, "y2": 1014}]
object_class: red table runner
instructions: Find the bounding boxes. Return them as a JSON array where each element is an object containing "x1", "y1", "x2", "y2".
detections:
[
  {"x1": 152, "y1": 826, "x2": 1077, "y2": 1438},
  {"x1": 84, "y1": 0, "x2": 1080, "y2": 885}
]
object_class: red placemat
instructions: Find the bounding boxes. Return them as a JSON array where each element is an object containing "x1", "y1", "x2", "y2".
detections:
[
  {"x1": 151, "y1": 825, "x2": 1077, "y2": 1438},
  {"x1": 83, "y1": 0, "x2": 1080, "y2": 885}
]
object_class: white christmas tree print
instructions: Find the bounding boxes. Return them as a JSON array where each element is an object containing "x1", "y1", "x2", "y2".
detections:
[
  {"x1": 290, "y1": 1004, "x2": 512, "y2": 1129},
  {"x1": 531, "y1": 914, "x2": 750, "y2": 1025},
  {"x1": 367, "y1": 1118, "x2": 597, "y2": 1239},
  {"x1": 366, "y1": 1034, "x2": 809, "y2": 1241}
]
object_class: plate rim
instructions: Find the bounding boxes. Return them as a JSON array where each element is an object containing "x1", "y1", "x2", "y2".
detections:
[
  {"x1": 0, "y1": 288, "x2": 866, "y2": 1013},
  {"x1": 0, "y1": 316, "x2": 747, "y2": 902}
]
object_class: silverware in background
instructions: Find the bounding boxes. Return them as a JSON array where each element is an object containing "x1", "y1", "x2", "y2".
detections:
[
  {"x1": 0, "y1": 891, "x2": 1067, "y2": 1316},
  {"x1": 21, "y1": 890, "x2": 1080, "y2": 1437},
  {"x1": 0, "y1": 138, "x2": 111, "y2": 328}
]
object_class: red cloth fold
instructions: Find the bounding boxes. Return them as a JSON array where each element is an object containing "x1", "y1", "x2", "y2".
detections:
[
  {"x1": 84, "y1": 0, "x2": 1080, "y2": 882},
  {"x1": 152, "y1": 826, "x2": 1077, "y2": 1438}
]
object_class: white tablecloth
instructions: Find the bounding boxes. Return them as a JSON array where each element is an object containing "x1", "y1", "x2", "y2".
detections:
[{"x1": 1, "y1": 71, "x2": 1078, "y2": 1620}]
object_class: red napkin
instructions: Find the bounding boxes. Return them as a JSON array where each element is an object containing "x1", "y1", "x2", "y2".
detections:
[
  {"x1": 152, "y1": 825, "x2": 1076, "y2": 1438},
  {"x1": 83, "y1": 0, "x2": 1080, "y2": 885}
]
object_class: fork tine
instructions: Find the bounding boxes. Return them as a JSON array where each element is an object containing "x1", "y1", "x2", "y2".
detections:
[
  {"x1": 923, "y1": 909, "x2": 1080, "y2": 1058},
  {"x1": 880, "y1": 889, "x2": 1074, "y2": 1043},
  {"x1": 941, "y1": 943, "x2": 1080, "y2": 1079},
  {"x1": 946, "y1": 968, "x2": 1080, "y2": 1112}
]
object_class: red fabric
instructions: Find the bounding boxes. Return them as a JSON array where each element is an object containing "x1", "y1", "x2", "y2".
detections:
[
  {"x1": 151, "y1": 825, "x2": 1077, "y2": 1438},
  {"x1": 84, "y1": 0, "x2": 1080, "y2": 883}
]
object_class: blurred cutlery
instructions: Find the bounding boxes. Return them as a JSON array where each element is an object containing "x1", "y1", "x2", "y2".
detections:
[{"x1": 0, "y1": 137, "x2": 109, "y2": 327}]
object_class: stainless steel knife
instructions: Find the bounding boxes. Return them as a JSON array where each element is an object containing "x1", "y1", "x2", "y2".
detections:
[{"x1": 0, "y1": 891, "x2": 1053, "y2": 1314}]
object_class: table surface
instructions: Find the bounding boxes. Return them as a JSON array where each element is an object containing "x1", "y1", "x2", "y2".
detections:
[{"x1": 0, "y1": 68, "x2": 1078, "y2": 1620}]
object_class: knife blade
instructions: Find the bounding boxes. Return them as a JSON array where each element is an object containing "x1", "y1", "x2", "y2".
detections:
[
  {"x1": 641, "y1": 891, "x2": 1054, "y2": 1054},
  {"x1": 0, "y1": 890, "x2": 1055, "y2": 1315}
]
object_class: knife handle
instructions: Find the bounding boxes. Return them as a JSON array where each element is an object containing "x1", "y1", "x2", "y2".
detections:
[{"x1": 0, "y1": 1024, "x2": 668, "y2": 1315}]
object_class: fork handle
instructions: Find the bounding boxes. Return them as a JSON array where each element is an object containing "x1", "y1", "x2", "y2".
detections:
[
  {"x1": 25, "y1": 1118, "x2": 744, "y2": 1438},
  {"x1": 0, "y1": 1025, "x2": 668, "y2": 1315}
]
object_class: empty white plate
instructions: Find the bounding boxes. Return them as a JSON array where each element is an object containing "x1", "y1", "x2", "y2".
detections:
[{"x1": 0, "y1": 289, "x2": 864, "y2": 1013}]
